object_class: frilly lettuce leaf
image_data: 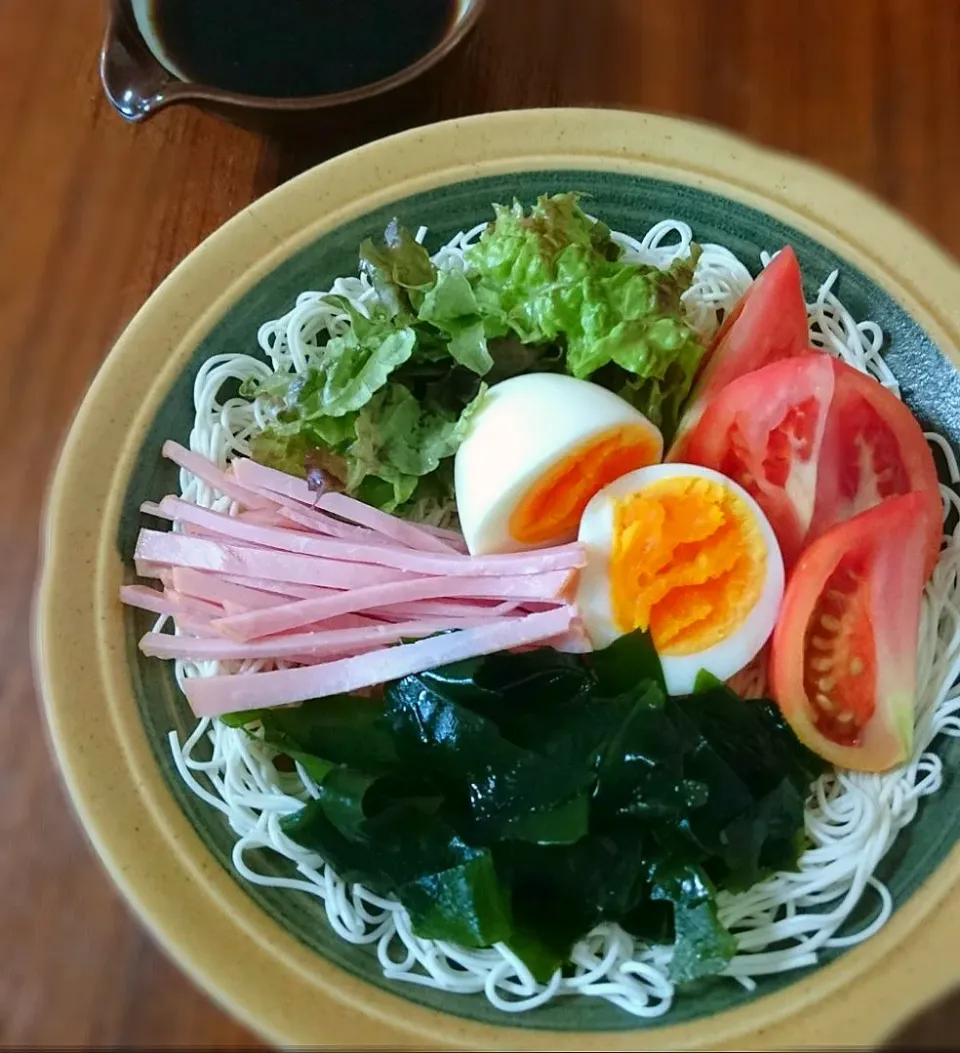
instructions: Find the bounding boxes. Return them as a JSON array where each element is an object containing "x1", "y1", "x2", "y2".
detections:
[
  {"x1": 245, "y1": 193, "x2": 705, "y2": 516},
  {"x1": 418, "y1": 266, "x2": 477, "y2": 320},
  {"x1": 242, "y1": 294, "x2": 465, "y2": 513},
  {"x1": 346, "y1": 383, "x2": 486, "y2": 511},
  {"x1": 417, "y1": 269, "x2": 494, "y2": 375},
  {"x1": 242, "y1": 300, "x2": 413, "y2": 420},
  {"x1": 319, "y1": 327, "x2": 416, "y2": 416},
  {"x1": 464, "y1": 193, "x2": 704, "y2": 432},
  {"x1": 248, "y1": 380, "x2": 484, "y2": 515},
  {"x1": 361, "y1": 230, "x2": 497, "y2": 378},
  {"x1": 359, "y1": 218, "x2": 436, "y2": 312}
]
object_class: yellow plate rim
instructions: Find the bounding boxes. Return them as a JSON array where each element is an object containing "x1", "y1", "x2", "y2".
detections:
[{"x1": 34, "y1": 108, "x2": 960, "y2": 1051}]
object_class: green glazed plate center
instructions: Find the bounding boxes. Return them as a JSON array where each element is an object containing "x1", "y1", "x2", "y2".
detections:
[{"x1": 119, "y1": 170, "x2": 960, "y2": 1031}]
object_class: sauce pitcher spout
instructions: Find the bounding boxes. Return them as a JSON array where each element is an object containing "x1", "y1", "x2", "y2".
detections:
[
  {"x1": 97, "y1": 0, "x2": 487, "y2": 132},
  {"x1": 100, "y1": 0, "x2": 182, "y2": 122}
]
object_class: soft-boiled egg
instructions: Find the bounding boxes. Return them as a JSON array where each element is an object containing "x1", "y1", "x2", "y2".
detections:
[
  {"x1": 454, "y1": 374, "x2": 664, "y2": 555},
  {"x1": 576, "y1": 463, "x2": 784, "y2": 695}
]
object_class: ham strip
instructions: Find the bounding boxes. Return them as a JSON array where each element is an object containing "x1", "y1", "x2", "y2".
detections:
[
  {"x1": 411, "y1": 522, "x2": 468, "y2": 550},
  {"x1": 172, "y1": 567, "x2": 291, "y2": 611},
  {"x1": 322, "y1": 492, "x2": 463, "y2": 555},
  {"x1": 170, "y1": 569, "x2": 353, "y2": 621},
  {"x1": 174, "y1": 615, "x2": 223, "y2": 638},
  {"x1": 123, "y1": 452, "x2": 592, "y2": 706},
  {"x1": 276, "y1": 503, "x2": 381, "y2": 543},
  {"x1": 155, "y1": 496, "x2": 584, "y2": 577},
  {"x1": 145, "y1": 502, "x2": 277, "y2": 548},
  {"x1": 232, "y1": 457, "x2": 461, "y2": 555},
  {"x1": 373, "y1": 598, "x2": 523, "y2": 621},
  {"x1": 169, "y1": 569, "x2": 389, "y2": 634},
  {"x1": 184, "y1": 607, "x2": 576, "y2": 715},
  {"x1": 135, "y1": 530, "x2": 418, "y2": 589},
  {"x1": 181, "y1": 521, "x2": 251, "y2": 543},
  {"x1": 140, "y1": 616, "x2": 502, "y2": 662},
  {"x1": 231, "y1": 457, "x2": 318, "y2": 504},
  {"x1": 119, "y1": 584, "x2": 223, "y2": 620},
  {"x1": 238, "y1": 508, "x2": 305, "y2": 528},
  {"x1": 220, "y1": 574, "x2": 332, "y2": 600},
  {"x1": 163, "y1": 441, "x2": 271, "y2": 510},
  {"x1": 231, "y1": 474, "x2": 383, "y2": 545},
  {"x1": 134, "y1": 560, "x2": 174, "y2": 583},
  {"x1": 212, "y1": 571, "x2": 573, "y2": 641}
]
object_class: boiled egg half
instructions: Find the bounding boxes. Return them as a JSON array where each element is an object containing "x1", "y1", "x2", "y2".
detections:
[
  {"x1": 454, "y1": 374, "x2": 664, "y2": 555},
  {"x1": 576, "y1": 463, "x2": 784, "y2": 694}
]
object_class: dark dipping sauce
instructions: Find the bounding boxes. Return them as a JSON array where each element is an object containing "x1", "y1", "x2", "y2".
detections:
[{"x1": 150, "y1": 0, "x2": 459, "y2": 98}]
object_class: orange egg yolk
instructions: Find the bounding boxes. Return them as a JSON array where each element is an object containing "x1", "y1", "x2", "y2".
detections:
[
  {"x1": 610, "y1": 476, "x2": 766, "y2": 656},
  {"x1": 508, "y1": 425, "x2": 661, "y2": 546}
]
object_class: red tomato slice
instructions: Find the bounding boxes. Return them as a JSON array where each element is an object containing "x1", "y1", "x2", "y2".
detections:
[
  {"x1": 682, "y1": 353, "x2": 836, "y2": 567},
  {"x1": 669, "y1": 246, "x2": 808, "y2": 460},
  {"x1": 770, "y1": 491, "x2": 936, "y2": 771},
  {"x1": 810, "y1": 360, "x2": 942, "y2": 576}
]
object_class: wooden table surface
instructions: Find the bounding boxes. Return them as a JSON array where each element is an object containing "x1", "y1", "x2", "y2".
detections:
[{"x1": 3, "y1": 0, "x2": 959, "y2": 1047}]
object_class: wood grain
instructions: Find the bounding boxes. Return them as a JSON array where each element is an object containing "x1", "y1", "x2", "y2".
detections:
[{"x1": 2, "y1": 0, "x2": 957, "y2": 1046}]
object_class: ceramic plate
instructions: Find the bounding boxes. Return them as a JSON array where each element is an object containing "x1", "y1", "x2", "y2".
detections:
[{"x1": 34, "y1": 109, "x2": 960, "y2": 1050}]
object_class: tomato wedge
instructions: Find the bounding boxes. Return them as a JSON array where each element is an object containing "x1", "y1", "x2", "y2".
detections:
[
  {"x1": 810, "y1": 360, "x2": 942, "y2": 576},
  {"x1": 669, "y1": 246, "x2": 808, "y2": 460},
  {"x1": 683, "y1": 353, "x2": 943, "y2": 571},
  {"x1": 682, "y1": 353, "x2": 836, "y2": 567},
  {"x1": 770, "y1": 492, "x2": 936, "y2": 772}
]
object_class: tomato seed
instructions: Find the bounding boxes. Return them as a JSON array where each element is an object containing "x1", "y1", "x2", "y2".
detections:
[
  {"x1": 818, "y1": 676, "x2": 836, "y2": 692},
  {"x1": 821, "y1": 614, "x2": 842, "y2": 631},
  {"x1": 816, "y1": 692, "x2": 835, "y2": 712},
  {"x1": 811, "y1": 656, "x2": 833, "y2": 672},
  {"x1": 837, "y1": 712, "x2": 855, "y2": 724},
  {"x1": 849, "y1": 657, "x2": 864, "y2": 676},
  {"x1": 810, "y1": 635, "x2": 831, "y2": 651}
]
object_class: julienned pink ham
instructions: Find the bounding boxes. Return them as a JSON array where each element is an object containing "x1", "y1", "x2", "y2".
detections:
[
  {"x1": 139, "y1": 615, "x2": 505, "y2": 661},
  {"x1": 171, "y1": 567, "x2": 307, "y2": 612},
  {"x1": 146, "y1": 495, "x2": 583, "y2": 577},
  {"x1": 211, "y1": 572, "x2": 573, "y2": 642},
  {"x1": 135, "y1": 530, "x2": 415, "y2": 589},
  {"x1": 120, "y1": 584, "x2": 222, "y2": 621},
  {"x1": 121, "y1": 444, "x2": 587, "y2": 717},
  {"x1": 232, "y1": 454, "x2": 466, "y2": 554},
  {"x1": 160, "y1": 440, "x2": 273, "y2": 511},
  {"x1": 183, "y1": 607, "x2": 577, "y2": 715}
]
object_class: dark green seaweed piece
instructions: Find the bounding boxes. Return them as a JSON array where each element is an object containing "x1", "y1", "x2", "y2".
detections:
[{"x1": 273, "y1": 631, "x2": 817, "y2": 984}]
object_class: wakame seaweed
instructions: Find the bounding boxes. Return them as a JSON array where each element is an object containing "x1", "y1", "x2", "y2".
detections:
[{"x1": 261, "y1": 631, "x2": 824, "y2": 984}]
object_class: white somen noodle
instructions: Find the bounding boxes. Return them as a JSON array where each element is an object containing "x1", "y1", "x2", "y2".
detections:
[{"x1": 158, "y1": 217, "x2": 960, "y2": 1017}]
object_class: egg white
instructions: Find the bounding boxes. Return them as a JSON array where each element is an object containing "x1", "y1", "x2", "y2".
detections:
[
  {"x1": 454, "y1": 374, "x2": 663, "y2": 556},
  {"x1": 576, "y1": 463, "x2": 785, "y2": 695}
]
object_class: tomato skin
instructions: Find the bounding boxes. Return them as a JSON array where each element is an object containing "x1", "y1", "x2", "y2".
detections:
[
  {"x1": 669, "y1": 246, "x2": 808, "y2": 460},
  {"x1": 770, "y1": 492, "x2": 936, "y2": 772},
  {"x1": 682, "y1": 354, "x2": 836, "y2": 568},
  {"x1": 682, "y1": 353, "x2": 943, "y2": 573},
  {"x1": 810, "y1": 360, "x2": 942, "y2": 576}
]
